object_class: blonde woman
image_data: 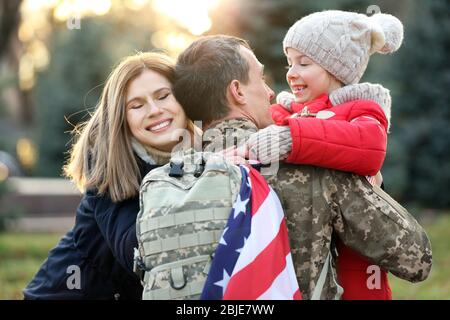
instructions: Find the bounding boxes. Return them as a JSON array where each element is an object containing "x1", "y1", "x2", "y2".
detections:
[{"x1": 24, "y1": 52, "x2": 195, "y2": 299}]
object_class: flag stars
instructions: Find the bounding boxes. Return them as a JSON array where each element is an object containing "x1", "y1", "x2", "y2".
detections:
[
  {"x1": 219, "y1": 227, "x2": 229, "y2": 246},
  {"x1": 214, "y1": 269, "x2": 231, "y2": 295},
  {"x1": 232, "y1": 193, "x2": 249, "y2": 218}
]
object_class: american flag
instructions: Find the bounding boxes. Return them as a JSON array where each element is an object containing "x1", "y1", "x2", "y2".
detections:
[{"x1": 201, "y1": 165, "x2": 301, "y2": 300}]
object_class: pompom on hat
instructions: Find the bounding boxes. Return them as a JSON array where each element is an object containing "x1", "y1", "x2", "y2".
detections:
[{"x1": 283, "y1": 10, "x2": 404, "y2": 85}]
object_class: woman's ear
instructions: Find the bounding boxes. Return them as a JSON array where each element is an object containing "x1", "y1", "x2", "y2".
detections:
[{"x1": 228, "y1": 79, "x2": 246, "y2": 105}]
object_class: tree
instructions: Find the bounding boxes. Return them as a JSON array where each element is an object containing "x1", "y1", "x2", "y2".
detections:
[
  {"x1": 0, "y1": 0, "x2": 33, "y2": 125},
  {"x1": 384, "y1": 0, "x2": 450, "y2": 207},
  {"x1": 32, "y1": 18, "x2": 115, "y2": 176}
]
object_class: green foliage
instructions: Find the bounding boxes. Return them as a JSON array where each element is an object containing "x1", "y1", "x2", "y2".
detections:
[{"x1": 384, "y1": 0, "x2": 450, "y2": 208}]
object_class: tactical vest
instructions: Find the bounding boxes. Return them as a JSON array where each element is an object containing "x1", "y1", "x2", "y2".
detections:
[{"x1": 134, "y1": 151, "x2": 242, "y2": 300}]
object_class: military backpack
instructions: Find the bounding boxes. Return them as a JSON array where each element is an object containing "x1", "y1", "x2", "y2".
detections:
[{"x1": 134, "y1": 151, "x2": 242, "y2": 299}]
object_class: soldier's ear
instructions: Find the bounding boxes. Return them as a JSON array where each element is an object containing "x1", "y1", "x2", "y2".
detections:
[{"x1": 228, "y1": 80, "x2": 246, "y2": 105}]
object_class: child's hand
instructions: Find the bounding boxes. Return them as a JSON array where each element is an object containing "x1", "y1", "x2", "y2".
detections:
[
  {"x1": 244, "y1": 125, "x2": 293, "y2": 165},
  {"x1": 276, "y1": 91, "x2": 296, "y2": 112}
]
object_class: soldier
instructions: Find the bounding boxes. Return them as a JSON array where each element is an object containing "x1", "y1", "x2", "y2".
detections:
[{"x1": 173, "y1": 35, "x2": 432, "y2": 299}]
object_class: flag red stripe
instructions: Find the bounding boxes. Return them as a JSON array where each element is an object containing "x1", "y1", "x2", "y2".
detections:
[
  {"x1": 230, "y1": 189, "x2": 285, "y2": 275},
  {"x1": 248, "y1": 167, "x2": 270, "y2": 216},
  {"x1": 223, "y1": 218, "x2": 291, "y2": 299}
]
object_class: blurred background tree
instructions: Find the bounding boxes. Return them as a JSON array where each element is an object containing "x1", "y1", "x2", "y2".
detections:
[
  {"x1": 385, "y1": 0, "x2": 450, "y2": 208},
  {"x1": 33, "y1": 18, "x2": 120, "y2": 176},
  {"x1": 0, "y1": 0, "x2": 448, "y2": 209}
]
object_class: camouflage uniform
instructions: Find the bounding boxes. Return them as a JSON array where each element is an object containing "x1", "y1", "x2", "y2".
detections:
[
  {"x1": 136, "y1": 152, "x2": 242, "y2": 299},
  {"x1": 205, "y1": 118, "x2": 432, "y2": 300}
]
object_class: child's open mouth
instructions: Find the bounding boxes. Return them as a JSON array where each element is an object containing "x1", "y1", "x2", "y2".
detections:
[{"x1": 292, "y1": 85, "x2": 307, "y2": 95}]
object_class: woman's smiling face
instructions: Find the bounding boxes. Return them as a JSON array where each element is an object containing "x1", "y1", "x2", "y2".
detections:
[{"x1": 126, "y1": 69, "x2": 187, "y2": 152}]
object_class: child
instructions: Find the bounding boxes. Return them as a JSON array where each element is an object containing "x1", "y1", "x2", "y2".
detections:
[{"x1": 245, "y1": 10, "x2": 404, "y2": 299}]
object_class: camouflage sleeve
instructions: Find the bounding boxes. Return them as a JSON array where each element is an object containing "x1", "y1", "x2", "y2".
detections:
[
  {"x1": 323, "y1": 170, "x2": 432, "y2": 283},
  {"x1": 203, "y1": 119, "x2": 257, "y2": 152}
]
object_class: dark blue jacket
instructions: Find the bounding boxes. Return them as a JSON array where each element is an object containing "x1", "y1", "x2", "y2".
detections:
[{"x1": 23, "y1": 157, "x2": 158, "y2": 300}]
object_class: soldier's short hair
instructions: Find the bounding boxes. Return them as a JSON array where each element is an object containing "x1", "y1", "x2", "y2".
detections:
[{"x1": 173, "y1": 35, "x2": 251, "y2": 125}]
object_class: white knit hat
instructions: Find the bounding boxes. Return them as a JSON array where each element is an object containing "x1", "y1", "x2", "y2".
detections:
[{"x1": 283, "y1": 10, "x2": 404, "y2": 85}]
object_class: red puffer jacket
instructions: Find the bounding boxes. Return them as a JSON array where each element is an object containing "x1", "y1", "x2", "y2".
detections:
[
  {"x1": 271, "y1": 93, "x2": 392, "y2": 300},
  {"x1": 271, "y1": 93, "x2": 388, "y2": 176},
  {"x1": 336, "y1": 241, "x2": 392, "y2": 300}
]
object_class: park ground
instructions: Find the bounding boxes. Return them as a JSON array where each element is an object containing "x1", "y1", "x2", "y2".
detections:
[{"x1": 0, "y1": 213, "x2": 449, "y2": 300}]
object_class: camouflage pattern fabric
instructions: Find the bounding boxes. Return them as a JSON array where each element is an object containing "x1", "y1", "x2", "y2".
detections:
[
  {"x1": 205, "y1": 118, "x2": 432, "y2": 300},
  {"x1": 135, "y1": 151, "x2": 242, "y2": 300}
]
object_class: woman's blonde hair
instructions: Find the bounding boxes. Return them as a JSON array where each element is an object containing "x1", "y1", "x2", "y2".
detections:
[{"x1": 64, "y1": 52, "x2": 184, "y2": 202}]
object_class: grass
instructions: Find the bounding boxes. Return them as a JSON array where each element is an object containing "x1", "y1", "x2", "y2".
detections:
[
  {"x1": 0, "y1": 215, "x2": 449, "y2": 300},
  {"x1": 0, "y1": 232, "x2": 63, "y2": 300}
]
